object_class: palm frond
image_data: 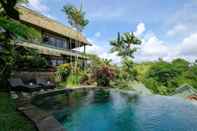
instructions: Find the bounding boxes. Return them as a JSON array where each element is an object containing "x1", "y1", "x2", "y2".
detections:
[{"x1": 63, "y1": 4, "x2": 89, "y2": 32}]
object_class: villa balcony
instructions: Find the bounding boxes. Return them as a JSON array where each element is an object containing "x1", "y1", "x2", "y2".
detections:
[{"x1": 15, "y1": 40, "x2": 87, "y2": 59}]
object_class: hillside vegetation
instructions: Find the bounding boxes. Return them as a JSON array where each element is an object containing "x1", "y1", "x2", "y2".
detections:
[{"x1": 134, "y1": 59, "x2": 197, "y2": 95}]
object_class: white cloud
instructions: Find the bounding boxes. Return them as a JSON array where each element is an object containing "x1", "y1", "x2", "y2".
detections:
[
  {"x1": 85, "y1": 38, "x2": 121, "y2": 64},
  {"x1": 179, "y1": 33, "x2": 197, "y2": 56},
  {"x1": 27, "y1": 0, "x2": 48, "y2": 12},
  {"x1": 139, "y1": 36, "x2": 169, "y2": 56},
  {"x1": 134, "y1": 34, "x2": 177, "y2": 62},
  {"x1": 134, "y1": 31, "x2": 197, "y2": 62},
  {"x1": 80, "y1": 23, "x2": 197, "y2": 64},
  {"x1": 134, "y1": 22, "x2": 146, "y2": 36},
  {"x1": 134, "y1": 23, "x2": 174, "y2": 62},
  {"x1": 76, "y1": 36, "x2": 121, "y2": 64},
  {"x1": 167, "y1": 24, "x2": 188, "y2": 36}
]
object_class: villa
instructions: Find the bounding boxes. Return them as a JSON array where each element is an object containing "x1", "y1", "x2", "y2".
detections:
[
  {"x1": 15, "y1": 6, "x2": 91, "y2": 67},
  {"x1": 1, "y1": 1, "x2": 197, "y2": 131}
]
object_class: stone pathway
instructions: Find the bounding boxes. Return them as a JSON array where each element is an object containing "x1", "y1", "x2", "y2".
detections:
[{"x1": 15, "y1": 95, "x2": 66, "y2": 131}]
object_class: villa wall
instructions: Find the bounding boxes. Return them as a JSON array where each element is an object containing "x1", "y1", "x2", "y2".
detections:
[{"x1": 12, "y1": 71, "x2": 55, "y2": 81}]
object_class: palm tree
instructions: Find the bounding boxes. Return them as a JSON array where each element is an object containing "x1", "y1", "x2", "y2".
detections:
[
  {"x1": 110, "y1": 32, "x2": 141, "y2": 81},
  {"x1": 63, "y1": 0, "x2": 89, "y2": 32},
  {"x1": 110, "y1": 32, "x2": 141, "y2": 59},
  {"x1": 62, "y1": 1, "x2": 89, "y2": 87},
  {"x1": 0, "y1": 0, "x2": 40, "y2": 89}
]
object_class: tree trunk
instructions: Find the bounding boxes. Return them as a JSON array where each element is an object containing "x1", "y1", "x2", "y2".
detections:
[{"x1": 0, "y1": 33, "x2": 14, "y2": 92}]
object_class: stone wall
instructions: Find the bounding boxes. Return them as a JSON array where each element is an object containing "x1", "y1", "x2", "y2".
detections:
[{"x1": 12, "y1": 71, "x2": 55, "y2": 81}]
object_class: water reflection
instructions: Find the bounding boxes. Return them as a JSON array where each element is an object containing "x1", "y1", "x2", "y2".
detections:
[{"x1": 32, "y1": 89, "x2": 197, "y2": 131}]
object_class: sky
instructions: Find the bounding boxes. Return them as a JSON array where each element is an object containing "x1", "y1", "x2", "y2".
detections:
[{"x1": 25, "y1": 0, "x2": 197, "y2": 63}]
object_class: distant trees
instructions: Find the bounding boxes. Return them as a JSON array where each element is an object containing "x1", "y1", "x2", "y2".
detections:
[
  {"x1": 172, "y1": 58, "x2": 189, "y2": 73},
  {"x1": 144, "y1": 61, "x2": 179, "y2": 94},
  {"x1": 143, "y1": 58, "x2": 197, "y2": 95}
]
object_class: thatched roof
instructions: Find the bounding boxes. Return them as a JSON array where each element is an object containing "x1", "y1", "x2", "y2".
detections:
[{"x1": 16, "y1": 6, "x2": 91, "y2": 46}]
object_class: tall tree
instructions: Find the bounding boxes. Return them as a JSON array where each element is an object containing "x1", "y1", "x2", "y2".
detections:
[
  {"x1": 110, "y1": 32, "x2": 141, "y2": 80},
  {"x1": 63, "y1": 1, "x2": 89, "y2": 79},
  {"x1": 0, "y1": 0, "x2": 40, "y2": 89}
]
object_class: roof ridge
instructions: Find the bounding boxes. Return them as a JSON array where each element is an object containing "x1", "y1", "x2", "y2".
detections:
[
  {"x1": 16, "y1": 5, "x2": 80, "y2": 34},
  {"x1": 16, "y1": 5, "x2": 91, "y2": 46}
]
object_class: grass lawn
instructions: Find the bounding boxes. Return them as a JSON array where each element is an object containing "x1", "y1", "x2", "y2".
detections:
[{"x1": 0, "y1": 92, "x2": 36, "y2": 131}]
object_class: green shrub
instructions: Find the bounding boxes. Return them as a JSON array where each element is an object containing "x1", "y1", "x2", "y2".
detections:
[
  {"x1": 111, "y1": 79, "x2": 134, "y2": 90},
  {"x1": 66, "y1": 73, "x2": 80, "y2": 87},
  {"x1": 147, "y1": 61, "x2": 180, "y2": 86},
  {"x1": 56, "y1": 64, "x2": 71, "y2": 81},
  {"x1": 121, "y1": 58, "x2": 138, "y2": 81},
  {"x1": 15, "y1": 48, "x2": 48, "y2": 70},
  {"x1": 80, "y1": 71, "x2": 96, "y2": 85}
]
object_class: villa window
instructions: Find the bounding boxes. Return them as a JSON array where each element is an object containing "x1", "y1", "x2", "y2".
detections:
[
  {"x1": 57, "y1": 59, "x2": 64, "y2": 65},
  {"x1": 64, "y1": 39, "x2": 70, "y2": 49},
  {"x1": 51, "y1": 59, "x2": 57, "y2": 66},
  {"x1": 50, "y1": 58, "x2": 64, "y2": 66},
  {"x1": 43, "y1": 33, "x2": 66, "y2": 49},
  {"x1": 56, "y1": 39, "x2": 64, "y2": 48},
  {"x1": 43, "y1": 35, "x2": 49, "y2": 44}
]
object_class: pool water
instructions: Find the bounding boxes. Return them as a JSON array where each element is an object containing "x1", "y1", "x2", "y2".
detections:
[{"x1": 33, "y1": 89, "x2": 197, "y2": 131}]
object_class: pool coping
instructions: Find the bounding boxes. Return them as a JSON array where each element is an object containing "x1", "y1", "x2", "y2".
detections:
[
  {"x1": 16, "y1": 96, "x2": 66, "y2": 131},
  {"x1": 16, "y1": 86, "x2": 106, "y2": 131}
]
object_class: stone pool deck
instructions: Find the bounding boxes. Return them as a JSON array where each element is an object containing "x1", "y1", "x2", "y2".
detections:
[
  {"x1": 14, "y1": 86, "x2": 100, "y2": 131},
  {"x1": 16, "y1": 96, "x2": 66, "y2": 131}
]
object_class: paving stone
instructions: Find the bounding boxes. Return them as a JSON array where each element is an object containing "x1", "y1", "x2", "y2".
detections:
[
  {"x1": 22, "y1": 107, "x2": 50, "y2": 123},
  {"x1": 37, "y1": 116, "x2": 66, "y2": 131}
]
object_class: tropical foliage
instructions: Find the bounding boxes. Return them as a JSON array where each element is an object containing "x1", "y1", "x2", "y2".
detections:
[
  {"x1": 63, "y1": 3, "x2": 89, "y2": 32},
  {"x1": 15, "y1": 48, "x2": 48, "y2": 70},
  {"x1": 94, "y1": 65, "x2": 116, "y2": 87},
  {"x1": 56, "y1": 64, "x2": 71, "y2": 81},
  {"x1": 0, "y1": 0, "x2": 40, "y2": 88},
  {"x1": 0, "y1": 17, "x2": 40, "y2": 40},
  {"x1": 121, "y1": 58, "x2": 138, "y2": 80},
  {"x1": 110, "y1": 32, "x2": 141, "y2": 58}
]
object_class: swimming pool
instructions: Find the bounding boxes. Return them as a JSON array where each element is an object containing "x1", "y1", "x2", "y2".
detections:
[{"x1": 33, "y1": 89, "x2": 197, "y2": 131}]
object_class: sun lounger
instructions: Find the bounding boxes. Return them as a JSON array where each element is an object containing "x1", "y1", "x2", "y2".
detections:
[
  {"x1": 8, "y1": 78, "x2": 41, "y2": 92},
  {"x1": 36, "y1": 78, "x2": 55, "y2": 90}
]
